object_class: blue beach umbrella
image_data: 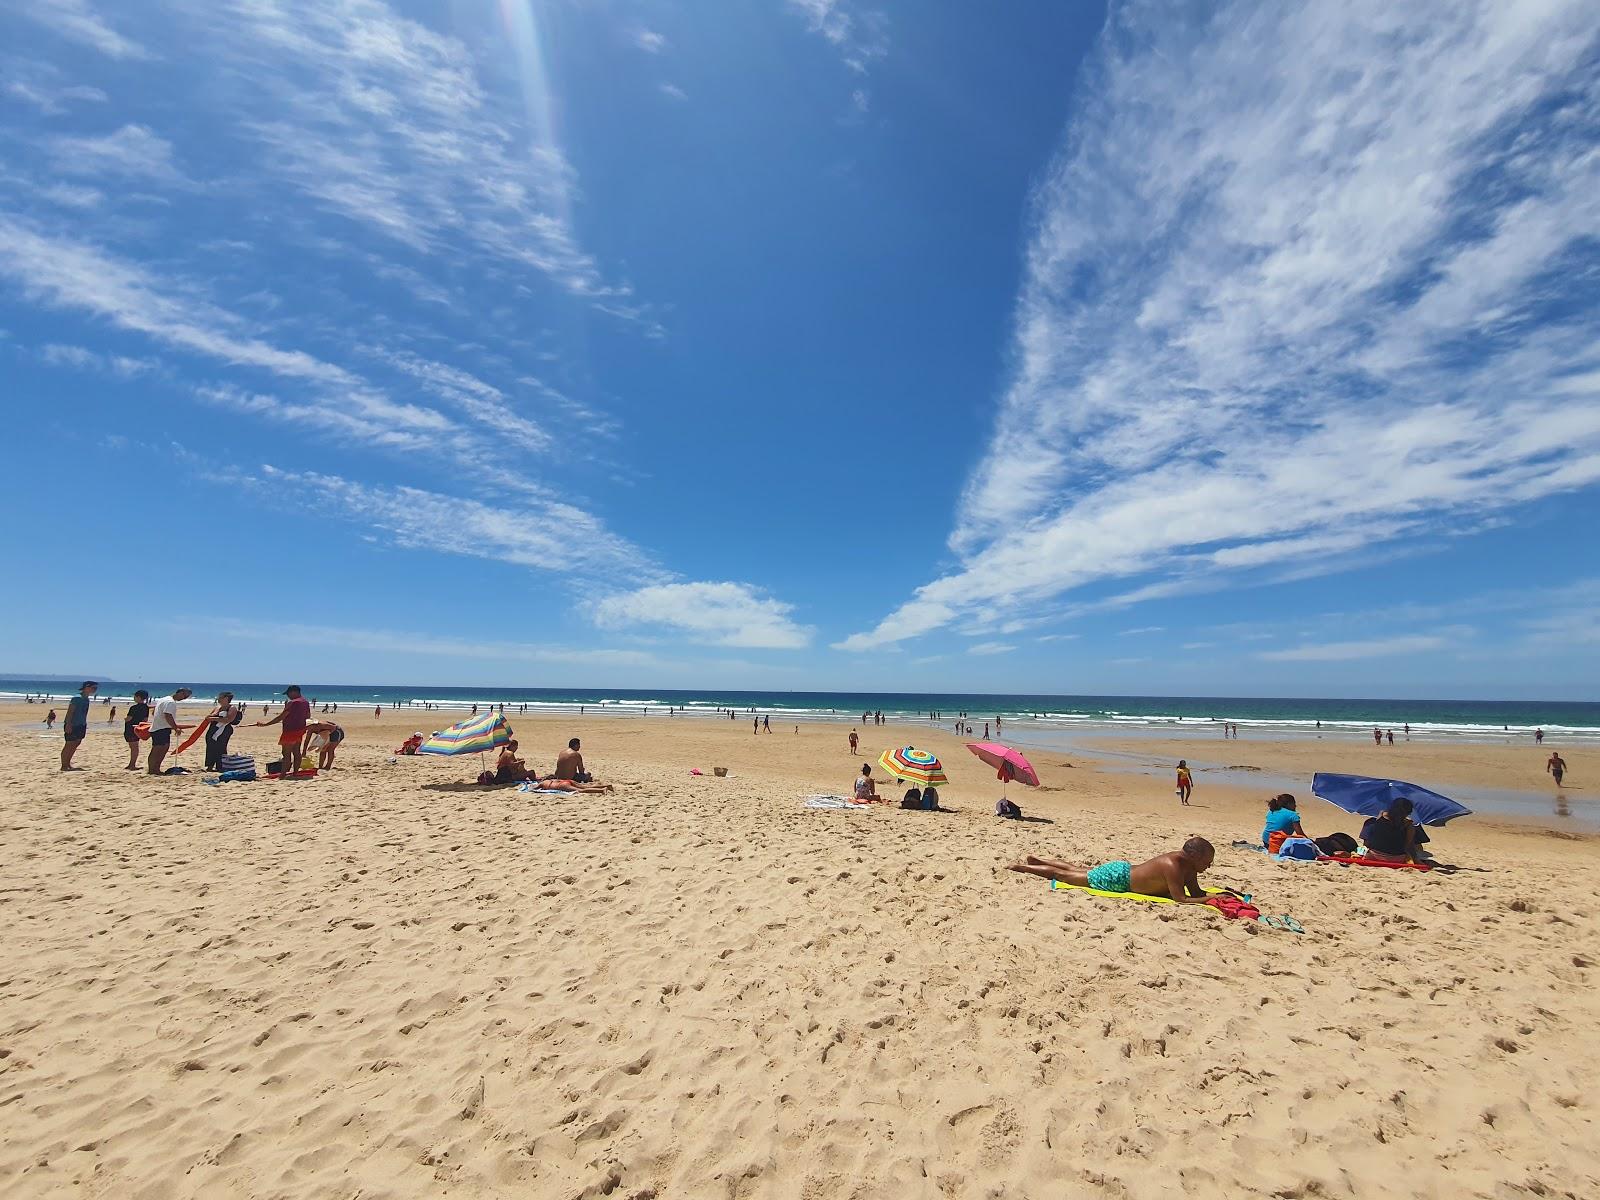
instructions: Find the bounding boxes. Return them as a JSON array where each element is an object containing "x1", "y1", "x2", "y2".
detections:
[
  {"x1": 1311, "y1": 772, "x2": 1472, "y2": 827},
  {"x1": 419, "y1": 712, "x2": 512, "y2": 756}
]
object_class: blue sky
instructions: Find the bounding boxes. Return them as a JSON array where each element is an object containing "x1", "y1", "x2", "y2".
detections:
[{"x1": 1, "y1": 0, "x2": 1597, "y2": 698}]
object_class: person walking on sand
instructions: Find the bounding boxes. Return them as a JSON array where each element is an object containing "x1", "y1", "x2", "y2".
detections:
[
  {"x1": 1535, "y1": 728, "x2": 1545, "y2": 745},
  {"x1": 45, "y1": 708, "x2": 57, "y2": 729},
  {"x1": 1548, "y1": 751, "x2": 1567, "y2": 787},
  {"x1": 59, "y1": 681, "x2": 97, "y2": 771},
  {"x1": 147, "y1": 687, "x2": 192, "y2": 775},
  {"x1": 107, "y1": 704, "x2": 116, "y2": 725},
  {"x1": 1006, "y1": 838, "x2": 1218, "y2": 903},
  {"x1": 984, "y1": 722, "x2": 990, "y2": 739},
  {"x1": 1176, "y1": 760, "x2": 1193, "y2": 805},
  {"x1": 255, "y1": 685, "x2": 311, "y2": 775},
  {"x1": 1387, "y1": 730, "x2": 1395, "y2": 745},
  {"x1": 763, "y1": 714, "x2": 771, "y2": 733},
  {"x1": 1374, "y1": 727, "x2": 1383, "y2": 746},
  {"x1": 849, "y1": 729, "x2": 859, "y2": 754}
]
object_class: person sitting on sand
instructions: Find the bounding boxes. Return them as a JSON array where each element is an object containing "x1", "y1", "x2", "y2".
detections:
[
  {"x1": 556, "y1": 737, "x2": 593, "y2": 782},
  {"x1": 496, "y1": 740, "x2": 537, "y2": 783},
  {"x1": 1261, "y1": 794, "x2": 1308, "y2": 851},
  {"x1": 1359, "y1": 797, "x2": 1430, "y2": 864},
  {"x1": 853, "y1": 763, "x2": 881, "y2": 801},
  {"x1": 1006, "y1": 838, "x2": 1218, "y2": 903},
  {"x1": 397, "y1": 732, "x2": 424, "y2": 755}
]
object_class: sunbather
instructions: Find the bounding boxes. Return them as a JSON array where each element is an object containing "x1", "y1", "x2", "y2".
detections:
[{"x1": 1006, "y1": 837, "x2": 1218, "y2": 903}]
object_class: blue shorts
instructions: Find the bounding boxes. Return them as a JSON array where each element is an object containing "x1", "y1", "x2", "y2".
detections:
[{"x1": 1086, "y1": 860, "x2": 1132, "y2": 892}]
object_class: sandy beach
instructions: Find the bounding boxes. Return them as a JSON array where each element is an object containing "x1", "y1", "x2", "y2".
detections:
[{"x1": 3, "y1": 703, "x2": 1598, "y2": 1199}]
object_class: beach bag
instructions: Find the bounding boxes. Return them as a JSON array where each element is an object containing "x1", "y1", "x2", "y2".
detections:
[
  {"x1": 995, "y1": 798, "x2": 1023, "y2": 819},
  {"x1": 218, "y1": 753, "x2": 254, "y2": 773},
  {"x1": 217, "y1": 768, "x2": 257, "y2": 783},
  {"x1": 922, "y1": 788, "x2": 940, "y2": 811},
  {"x1": 1278, "y1": 837, "x2": 1322, "y2": 861},
  {"x1": 477, "y1": 770, "x2": 496, "y2": 785},
  {"x1": 1315, "y1": 832, "x2": 1358, "y2": 856}
]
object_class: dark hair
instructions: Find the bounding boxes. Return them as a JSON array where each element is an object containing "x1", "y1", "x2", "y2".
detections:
[
  {"x1": 1183, "y1": 836, "x2": 1214, "y2": 859},
  {"x1": 285, "y1": 685, "x2": 302, "y2": 696},
  {"x1": 134, "y1": 689, "x2": 149, "y2": 701},
  {"x1": 861, "y1": 764, "x2": 871, "y2": 775},
  {"x1": 1387, "y1": 797, "x2": 1414, "y2": 819},
  {"x1": 1267, "y1": 796, "x2": 1282, "y2": 811},
  {"x1": 81, "y1": 680, "x2": 98, "y2": 691},
  {"x1": 1278, "y1": 794, "x2": 1297, "y2": 811},
  {"x1": 568, "y1": 738, "x2": 580, "y2": 749}
]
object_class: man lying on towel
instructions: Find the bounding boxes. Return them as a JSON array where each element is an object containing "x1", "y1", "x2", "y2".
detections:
[{"x1": 1006, "y1": 837, "x2": 1218, "y2": 903}]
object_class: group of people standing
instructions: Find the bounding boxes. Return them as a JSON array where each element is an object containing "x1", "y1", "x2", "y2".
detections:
[{"x1": 55, "y1": 682, "x2": 341, "y2": 776}]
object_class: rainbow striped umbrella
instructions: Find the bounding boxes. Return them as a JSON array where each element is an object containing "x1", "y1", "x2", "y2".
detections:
[
  {"x1": 877, "y1": 745, "x2": 949, "y2": 787},
  {"x1": 419, "y1": 712, "x2": 512, "y2": 756}
]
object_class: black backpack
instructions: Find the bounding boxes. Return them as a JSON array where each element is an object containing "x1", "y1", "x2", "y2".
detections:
[{"x1": 1315, "y1": 832, "x2": 1358, "y2": 856}]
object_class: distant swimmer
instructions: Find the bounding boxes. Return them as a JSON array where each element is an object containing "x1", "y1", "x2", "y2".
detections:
[{"x1": 1547, "y1": 752, "x2": 1567, "y2": 787}]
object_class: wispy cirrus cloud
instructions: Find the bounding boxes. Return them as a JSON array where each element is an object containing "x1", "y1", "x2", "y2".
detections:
[
  {"x1": 20, "y1": 0, "x2": 148, "y2": 61},
  {"x1": 5, "y1": 77, "x2": 107, "y2": 115},
  {"x1": 785, "y1": 0, "x2": 887, "y2": 74},
  {"x1": 839, "y1": 0, "x2": 1600, "y2": 652},
  {"x1": 48, "y1": 124, "x2": 184, "y2": 184}
]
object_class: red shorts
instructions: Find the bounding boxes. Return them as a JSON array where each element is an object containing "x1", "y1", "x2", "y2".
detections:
[{"x1": 280, "y1": 731, "x2": 305, "y2": 747}]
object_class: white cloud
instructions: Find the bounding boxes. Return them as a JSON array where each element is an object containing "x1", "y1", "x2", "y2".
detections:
[
  {"x1": 39, "y1": 342, "x2": 154, "y2": 377},
  {"x1": 592, "y1": 582, "x2": 811, "y2": 649},
  {"x1": 1258, "y1": 635, "x2": 1450, "y2": 662},
  {"x1": 22, "y1": 0, "x2": 148, "y2": 60},
  {"x1": 1036, "y1": 633, "x2": 1079, "y2": 642},
  {"x1": 49, "y1": 125, "x2": 183, "y2": 183},
  {"x1": 659, "y1": 83, "x2": 688, "y2": 102},
  {"x1": 253, "y1": 465, "x2": 661, "y2": 584},
  {"x1": 632, "y1": 28, "x2": 667, "y2": 54},
  {"x1": 967, "y1": 641, "x2": 1016, "y2": 656},
  {"x1": 785, "y1": 0, "x2": 888, "y2": 74},
  {"x1": 173, "y1": 0, "x2": 630, "y2": 305},
  {"x1": 1119, "y1": 625, "x2": 1164, "y2": 636},
  {"x1": 840, "y1": 0, "x2": 1600, "y2": 652},
  {"x1": 5, "y1": 79, "x2": 108, "y2": 115}
]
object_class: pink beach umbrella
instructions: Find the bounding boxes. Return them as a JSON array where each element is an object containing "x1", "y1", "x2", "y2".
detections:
[{"x1": 965, "y1": 742, "x2": 1041, "y2": 795}]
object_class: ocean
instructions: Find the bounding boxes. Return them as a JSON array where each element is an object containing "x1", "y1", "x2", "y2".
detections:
[{"x1": 5, "y1": 678, "x2": 1597, "y2": 742}]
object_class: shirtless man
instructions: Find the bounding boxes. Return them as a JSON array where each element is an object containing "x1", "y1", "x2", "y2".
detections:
[
  {"x1": 555, "y1": 737, "x2": 590, "y2": 781},
  {"x1": 1547, "y1": 751, "x2": 1567, "y2": 787},
  {"x1": 1006, "y1": 837, "x2": 1218, "y2": 903}
]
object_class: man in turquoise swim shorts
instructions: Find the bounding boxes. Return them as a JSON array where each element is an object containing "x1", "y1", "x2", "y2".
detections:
[{"x1": 1006, "y1": 837, "x2": 1217, "y2": 903}]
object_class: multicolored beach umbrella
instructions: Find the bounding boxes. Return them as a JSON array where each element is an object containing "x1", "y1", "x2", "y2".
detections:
[
  {"x1": 877, "y1": 746, "x2": 949, "y2": 787},
  {"x1": 419, "y1": 712, "x2": 512, "y2": 756}
]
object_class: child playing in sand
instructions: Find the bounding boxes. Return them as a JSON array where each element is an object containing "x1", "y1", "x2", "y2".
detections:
[{"x1": 1006, "y1": 838, "x2": 1217, "y2": 903}]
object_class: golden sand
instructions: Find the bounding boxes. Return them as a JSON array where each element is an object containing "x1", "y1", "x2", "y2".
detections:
[{"x1": 2, "y1": 704, "x2": 1597, "y2": 1198}]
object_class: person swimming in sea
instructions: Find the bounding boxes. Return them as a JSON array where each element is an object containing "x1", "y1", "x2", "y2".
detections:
[{"x1": 1005, "y1": 838, "x2": 1217, "y2": 903}]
